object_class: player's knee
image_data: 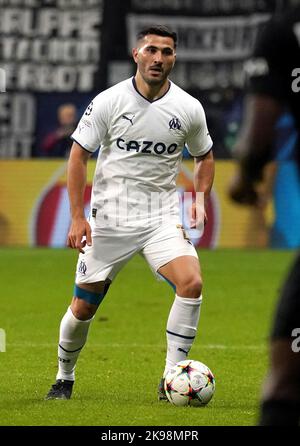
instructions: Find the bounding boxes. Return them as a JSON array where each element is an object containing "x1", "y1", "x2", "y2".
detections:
[
  {"x1": 178, "y1": 276, "x2": 202, "y2": 298},
  {"x1": 71, "y1": 298, "x2": 97, "y2": 321},
  {"x1": 71, "y1": 280, "x2": 110, "y2": 320}
]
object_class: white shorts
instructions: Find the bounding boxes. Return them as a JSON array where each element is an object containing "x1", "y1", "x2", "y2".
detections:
[{"x1": 75, "y1": 222, "x2": 198, "y2": 284}]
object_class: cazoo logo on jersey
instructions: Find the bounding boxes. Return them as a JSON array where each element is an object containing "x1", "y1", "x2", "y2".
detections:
[{"x1": 116, "y1": 138, "x2": 178, "y2": 155}]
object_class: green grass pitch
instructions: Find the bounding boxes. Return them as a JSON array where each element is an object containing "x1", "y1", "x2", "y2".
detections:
[{"x1": 0, "y1": 247, "x2": 295, "y2": 426}]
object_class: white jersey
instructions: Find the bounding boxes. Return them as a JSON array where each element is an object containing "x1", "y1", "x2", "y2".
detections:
[{"x1": 72, "y1": 77, "x2": 212, "y2": 229}]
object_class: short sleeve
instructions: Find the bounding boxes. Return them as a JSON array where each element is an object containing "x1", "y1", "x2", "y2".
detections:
[
  {"x1": 71, "y1": 98, "x2": 108, "y2": 153},
  {"x1": 185, "y1": 101, "x2": 213, "y2": 157}
]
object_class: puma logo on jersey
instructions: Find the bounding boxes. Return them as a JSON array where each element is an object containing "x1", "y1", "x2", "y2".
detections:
[{"x1": 122, "y1": 114, "x2": 135, "y2": 125}]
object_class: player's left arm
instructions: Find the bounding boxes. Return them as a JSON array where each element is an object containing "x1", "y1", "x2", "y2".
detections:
[{"x1": 191, "y1": 149, "x2": 215, "y2": 228}]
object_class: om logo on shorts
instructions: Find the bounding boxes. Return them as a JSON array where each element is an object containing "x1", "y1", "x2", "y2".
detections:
[{"x1": 78, "y1": 260, "x2": 87, "y2": 275}]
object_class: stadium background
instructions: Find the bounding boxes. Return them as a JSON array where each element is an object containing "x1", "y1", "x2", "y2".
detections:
[{"x1": 0, "y1": 0, "x2": 299, "y2": 250}]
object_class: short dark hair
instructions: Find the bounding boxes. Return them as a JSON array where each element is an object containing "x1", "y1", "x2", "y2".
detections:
[{"x1": 137, "y1": 25, "x2": 177, "y2": 48}]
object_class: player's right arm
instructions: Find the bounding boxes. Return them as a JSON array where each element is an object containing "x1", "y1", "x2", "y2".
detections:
[{"x1": 67, "y1": 142, "x2": 92, "y2": 253}]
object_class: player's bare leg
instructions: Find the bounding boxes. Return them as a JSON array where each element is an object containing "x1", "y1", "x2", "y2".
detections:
[
  {"x1": 157, "y1": 255, "x2": 203, "y2": 400},
  {"x1": 45, "y1": 280, "x2": 110, "y2": 400},
  {"x1": 70, "y1": 281, "x2": 110, "y2": 320},
  {"x1": 158, "y1": 255, "x2": 202, "y2": 298}
]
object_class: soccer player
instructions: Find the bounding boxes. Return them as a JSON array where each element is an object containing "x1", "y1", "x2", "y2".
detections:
[
  {"x1": 45, "y1": 25, "x2": 214, "y2": 400},
  {"x1": 229, "y1": 4, "x2": 300, "y2": 425}
]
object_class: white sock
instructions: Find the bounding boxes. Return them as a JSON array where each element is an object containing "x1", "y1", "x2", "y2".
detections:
[
  {"x1": 164, "y1": 294, "x2": 202, "y2": 377},
  {"x1": 56, "y1": 306, "x2": 93, "y2": 381}
]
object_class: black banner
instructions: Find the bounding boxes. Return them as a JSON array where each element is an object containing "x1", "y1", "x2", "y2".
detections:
[
  {"x1": 0, "y1": 0, "x2": 284, "y2": 158},
  {"x1": 0, "y1": 0, "x2": 104, "y2": 157}
]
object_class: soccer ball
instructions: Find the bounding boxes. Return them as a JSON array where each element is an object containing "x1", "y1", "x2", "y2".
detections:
[{"x1": 164, "y1": 359, "x2": 215, "y2": 407}]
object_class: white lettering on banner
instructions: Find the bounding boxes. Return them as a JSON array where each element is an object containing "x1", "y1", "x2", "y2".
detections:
[
  {"x1": 0, "y1": 64, "x2": 96, "y2": 92},
  {"x1": 0, "y1": 38, "x2": 100, "y2": 63},
  {"x1": 0, "y1": 8, "x2": 102, "y2": 37},
  {"x1": 0, "y1": 1, "x2": 100, "y2": 5},
  {"x1": 131, "y1": 0, "x2": 271, "y2": 14},
  {"x1": 0, "y1": 1, "x2": 103, "y2": 157},
  {"x1": 0, "y1": 5, "x2": 103, "y2": 91},
  {"x1": 170, "y1": 61, "x2": 245, "y2": 90},
  {"x1": 244, "y1": 58, "x2": 269, "y2": 78},
  {"x1": 0, "y1": 68, "x2": 6, "y2": 92},
  {"x1": 0, "y1": 93, "x2": 35, "y2": 158},
  {"x1": 127, "y1": 13, "x2": 270, "y2": 61}
]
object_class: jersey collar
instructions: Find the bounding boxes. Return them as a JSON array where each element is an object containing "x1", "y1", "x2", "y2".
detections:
[{"x1": 131, "y1": 77, "x2": 171, "y2": 103}]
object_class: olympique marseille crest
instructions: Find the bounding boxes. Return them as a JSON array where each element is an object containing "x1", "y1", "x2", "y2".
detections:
[
  {"x1": 169, "y1": 116, "x2": 182, "y2": 130},
  {"x1": 78, "y1": 260, "x2": 87, "y2": 275}
]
